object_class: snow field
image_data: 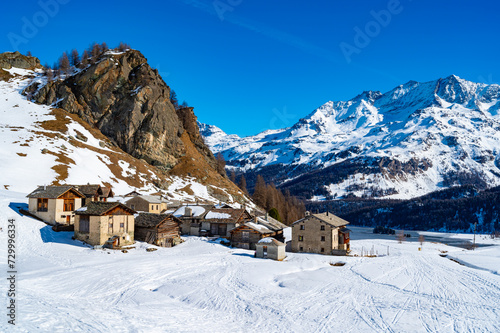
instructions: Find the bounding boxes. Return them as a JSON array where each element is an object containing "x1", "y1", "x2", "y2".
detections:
[{"x1": 1, "y1": 190, "x2": 499, "y2": 332}]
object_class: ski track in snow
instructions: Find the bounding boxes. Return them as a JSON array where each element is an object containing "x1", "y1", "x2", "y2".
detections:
[{"x1": 1, "y1": 190, "x2": 500, "y2": 332}]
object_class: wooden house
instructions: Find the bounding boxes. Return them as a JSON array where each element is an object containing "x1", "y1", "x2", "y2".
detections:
[
  {"x1": 135, "y1": 213, "x2": 182, "y2": 247},
  {"x1": 255, "y1": 238, "x2": 286, "y2": 260},
  {"x1": 291, "y1": 212, "x2": 351, "y2": 255},
  {"x1": 200, "y1": 208, "x2": 253, "y2": 238},
  {"x1": 230, "y1": 215, "x2": 287, "y2": 250},
  {"x1": 125, "y1": 195, "x2": 168, "y2": 214},
  {"x1": 74, "y1": 202, "x2": 136, "y2": 247},
  {"x1": 27, "y1": 185, "x2": 85, "y2": 225}
]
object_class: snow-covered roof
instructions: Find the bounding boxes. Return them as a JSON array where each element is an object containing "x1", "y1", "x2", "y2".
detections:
[
  {"x1": 205, "y1": 212, "x2": 231, "y2": 219},
  {"x1": 245, "y1": 222, "x2": 272, "y2": 234},
  {"x1": 257, "y1": 237, "x2": 285, "y2": 246},
  {"x1": 173, "y1": 205, "x2": 207, "y2": 218}
]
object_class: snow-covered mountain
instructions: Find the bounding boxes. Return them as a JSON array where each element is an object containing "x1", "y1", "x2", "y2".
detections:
[{"x1": 201, "y1": 75, "x2": 500, "y2": 200}]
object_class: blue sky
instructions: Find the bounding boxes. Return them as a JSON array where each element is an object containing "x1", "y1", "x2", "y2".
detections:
[{"x1": 1, "y1": 0, "x2": 499, "y2": 136}]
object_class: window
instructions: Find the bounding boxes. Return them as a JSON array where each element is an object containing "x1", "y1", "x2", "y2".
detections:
[
  {"x1": 298, "y1": 235, "x2": 303, "y2": 242},
  {"x1": 242, "y1": 231, "x2": 249, "y2": 240},
  {"x1": 321, "y1": 236, "x2": 325, "y2": 242},
  {"x1": 120, "y1": 222, "x2": 125, "y2": 231},
  {"x1": 321, "y1": 248, "x2": 324, "y2": 252},
  {"x1": 156, "y1": 205, "x2": 159, "y2": 210},
  {"x1": 131, "y1": 204, "x2": 135, "y2": 210},
  {"x1": 63, "y1": 199, "x2": 74, "y2": 211},
  {"x1": 300, "y1": 225, "x2": 305, "y2": 230},
  {"x1": 320, "y1": 225, "x2": 325, "y2": 231},
  {"x1": 108, "y1": 216, "x2": 113, "y2": 233},
  {"x1": 299, "y1": 246, "x2": 303, "y2": 252},
  {"x1": 37, "y1": 198, "x2": 48, "y2": 212}
]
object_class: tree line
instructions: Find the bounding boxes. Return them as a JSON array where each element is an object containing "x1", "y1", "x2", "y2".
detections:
[
  {"x1": 233, "y1": 173, "x2": 305, "y2": 225},
  {"x1": 43, "y1": 42, "x2": 131, "y2": 81}
]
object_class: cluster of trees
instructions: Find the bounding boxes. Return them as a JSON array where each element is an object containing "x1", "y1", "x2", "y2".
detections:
[
  {"x1": 250, "y1": 175, "x2": 306, "y2": 225},
  {"x1": 43, "y1": 42, "x2": 131, "y2": 81},
  {"x1": 169, "y1": 89, "x2": 189, "y2": 111}
]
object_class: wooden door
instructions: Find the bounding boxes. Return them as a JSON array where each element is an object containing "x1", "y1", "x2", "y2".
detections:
[{"x1": 66, "y1": 215, "x2": 70, "y2": 224}]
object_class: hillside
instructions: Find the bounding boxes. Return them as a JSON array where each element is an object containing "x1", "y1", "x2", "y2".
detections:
[
  {"x1": 0, "y1": 51, "x2": 245, "y2": 203},
  {"x1": 201, "y1": 75, "x2": 500, "y2": 200}
]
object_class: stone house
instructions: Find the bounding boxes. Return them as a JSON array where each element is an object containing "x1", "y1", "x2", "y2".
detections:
[
  {"x1": 200, "y1": 208, "x2": 253, "y2": 238},
  {"x1": 74, "y1": 202, "x2": 136, "y2": 247},
  {"x1": 26, "y1": 185, "x2": 85, "y2": 225},
  {"x1": 124, "y1": 195, "x2": 168, "y2": 213},
  {"x1": 255, "y1": 237, "x2": 286, "y2": 260},
  {"x1": 291, "y1": 212, "x2": 351, "y2": 255},
  {"x1": 172, "y1": 205, "x2": 213, "y2": 235},
  {"x1": 135, "y1": 213, "x2": 182, "y2": 247},
  {"x1": 230, "y1": 215, "x2": 287, "y2": 250}
]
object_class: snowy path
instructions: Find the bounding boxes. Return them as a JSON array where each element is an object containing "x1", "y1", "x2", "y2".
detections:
[{"x1": 1, "y1": 191, "x2": 499, "y2": 332}]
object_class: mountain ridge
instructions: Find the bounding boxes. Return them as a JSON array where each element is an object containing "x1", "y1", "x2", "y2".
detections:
[{"x1": 201, "y1": 75, "x2": 500, "y2": 200}]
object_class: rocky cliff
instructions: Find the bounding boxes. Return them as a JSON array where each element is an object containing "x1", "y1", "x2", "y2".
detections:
[{"x1": 24, "y1": 50, "x2": 216, "y2": 172}]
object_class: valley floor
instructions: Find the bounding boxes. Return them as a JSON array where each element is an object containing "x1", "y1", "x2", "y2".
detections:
[{"x1": 1, "y1": 190, "x2": 499, "y2": 332}]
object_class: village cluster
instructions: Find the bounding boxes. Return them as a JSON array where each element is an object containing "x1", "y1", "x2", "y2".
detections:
[{"x1": 26, "y1": 184, "x2": 351, "y2": 260}]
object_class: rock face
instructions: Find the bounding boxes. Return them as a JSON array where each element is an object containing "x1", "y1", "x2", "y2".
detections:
[
  {"x1": 0, "y1": 51, "x2": 42, "y2": 70},
  {"x1": 25, "y1": 50, "x2": 216, "y2": 171}
]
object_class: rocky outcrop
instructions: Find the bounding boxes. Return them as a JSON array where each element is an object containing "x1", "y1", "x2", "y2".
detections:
[
  {"x1": 24, "y1": 50, "x2": 216, "y2": 171},
  {"x1": 0, "y1": 51, "x2": 42, "y2": 70}
]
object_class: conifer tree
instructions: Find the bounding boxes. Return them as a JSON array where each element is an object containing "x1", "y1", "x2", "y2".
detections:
[
  {"x1": 238, "y1": 175, "x2": 249, "y2": 195},
  {"x1": 59, "y1": 52, "x2": 70, "y2": 75},
  {"x1": 70, "y1": 49, "x2": 80, "y2": 67}
]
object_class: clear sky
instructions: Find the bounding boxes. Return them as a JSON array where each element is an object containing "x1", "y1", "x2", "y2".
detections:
[{"x1": 1, "y1": 0, "x2": 499, "y2": 136}]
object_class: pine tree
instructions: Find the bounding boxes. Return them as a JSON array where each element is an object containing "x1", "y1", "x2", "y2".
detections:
[
  {"x1": 90, "y1": 42, "x2": 101, "y2": 61},
  {"x1": 80, "y1": 50, "x2": 89, "y2": 68},
  {"x1": 216, "y1": 152, "x2": 226, "y2": 176},
  {"x1": 252, "y1": 175, "x2": 267, "y2": 208},
  {"x1": 59, "y1": 52, "x2": 70, "y2": 75},
  {"x1": 238, "y1": 175, "x2": 249, "y2": 195},
  {"x1": 70, "y1": 49, "x2": 80, "y2": 67},
  {"x1": 268, "y1": 207, "x2": 282, "y2": 222},
  {"x1": 230, "y1": 170, "x2": 236, "y2": 183},
  {"x1": 181, "y1": 101, "x2": 188, "y2": 108},
  {"x1": 26, "y1": 51, "x2": 32, "y2": 57},
  {"x1": 170, "y1": 89, "x2": 179, "y2": 110},
  {"x1": 101, "y1": 42, "x2": 108, "y2": 53}
]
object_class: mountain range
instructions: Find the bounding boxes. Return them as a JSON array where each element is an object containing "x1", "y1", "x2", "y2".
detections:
[{"x1": 200, "y1": 75, "x2": 500, "y2": 200}]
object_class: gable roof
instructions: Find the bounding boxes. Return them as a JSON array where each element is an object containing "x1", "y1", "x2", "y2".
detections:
[
  {"x1": 202, "y1": 208, "x2": 251, "y2": 224},
  {"x1": 230, "y1": 222, "x2": 274, "y2": 235},
  {"x1": 291, "y1": 212, "x2": 349, "y2": 228},
  {"x1": 127, "y1": 195, "x2": 167, "y2": 204},
  {"x1": 100, "y1": 187, "x2": 113, "y2": 198},
  {"x1": 27, "y1": 185, "x2": 85, "y2": 199},
  {"x1": 257, "y1": 237, "x2": 285, "y2": 246},
  {"x1": 135, "y1": 213, "x2": 180, "y2": 228},
  {"x1": 252, "y1": 215, "x2": 287, "y2": 232},
  {"x1": 173, "y1": 205, "x2": 211, "y2": 218},
  {"x1": 75, "y1": 202, "x2": 136, "y2": 216},
  {"x1": 72, "y1": 184, "x2": 102, "y2": 198}
]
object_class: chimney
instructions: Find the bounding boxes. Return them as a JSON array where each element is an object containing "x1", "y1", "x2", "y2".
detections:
[
  {"x1": 185, "y1": 207, "x2": 193, "y2": 217},
  {"x1": 305, "y1": 211, "x2": 310, "y2": 217},
  {"x1": 255, "y1": 216, "x2": 258, "y2": 223},
  {"x1": 265, "y1": 212, "x2": 268, "y2": 221},
  {"x1": 326, "y1": 211, "x2": 329, "y2": 216}
]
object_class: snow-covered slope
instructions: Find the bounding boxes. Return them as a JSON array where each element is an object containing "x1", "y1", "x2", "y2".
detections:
[
  {"x1": 2, "y1": 190, "x2": 500, "y2": 332},
  {"x1": 0, "y1": 68, "x2": 238, "y2": 203},
  {"x1": 201, "y1": 75, "x2": 500, "y2": 200}
]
